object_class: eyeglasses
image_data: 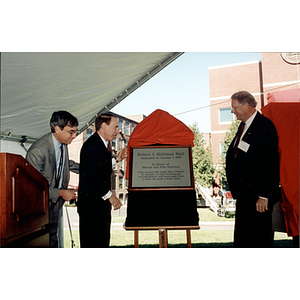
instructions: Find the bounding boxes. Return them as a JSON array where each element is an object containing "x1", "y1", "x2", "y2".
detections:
[
  {"x1": 231, "y1": 103, "x2": 244, "y2": 112},
  {"x1": 63, "y1": 129, "x2": 78, "y2": 136}
]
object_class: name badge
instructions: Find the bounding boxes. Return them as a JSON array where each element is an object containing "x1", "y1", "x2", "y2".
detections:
[{"x1": 238, "y1": 140, "x2": 250, "y2": 153}]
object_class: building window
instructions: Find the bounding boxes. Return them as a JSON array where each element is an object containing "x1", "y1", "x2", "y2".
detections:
[
  {"x1": 119, "y1": 138, "x2": 124, "y2": 149},
  {"x1": 111, "y1": 175, "x2": 116, "y2": 190},
  {"x1": 112, "y1": 137, "x2": 116, "y2": 151},
  {"x1": 220, "y1": 143, "x2": 226, "y2": 156},
  {"x1": 219, "y1": 108, "x2": 233, "y2": 123},
  {"x1": 119, "y1": 119, "x2": 123, "y2": 132},
  {"x1": 125, "y1": 121, "x2": 130, "y2": 135},
  {"x1": 119, "y1": 176, "x2": 123, "y2": 189},
  {"x1": 131, "y1": 124, "x2": 135, "y2": 134},
  {"x1": 86, "y1": 128, "x2": 93, "y2": 140}
]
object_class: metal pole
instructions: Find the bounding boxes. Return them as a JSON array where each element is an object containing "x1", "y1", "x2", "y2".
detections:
[{"x1": 58, "y1": 208, "x2": 64, "y2": 248}]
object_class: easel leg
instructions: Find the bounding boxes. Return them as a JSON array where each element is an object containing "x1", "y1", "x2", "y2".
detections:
[
  {"x1": 186, "y1": 229, "x2": 191, "y2": 248},
  {"x1": 159, "y1": 229, "x2": 168, "y2": 248},
  {"x1": 134, "y1": 230, "x2": 139, "y2": 248}
]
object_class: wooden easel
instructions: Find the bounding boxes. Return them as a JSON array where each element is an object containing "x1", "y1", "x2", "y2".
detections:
[{"x1": 124, "y1": 225, "x2": 200, "y2": 248}]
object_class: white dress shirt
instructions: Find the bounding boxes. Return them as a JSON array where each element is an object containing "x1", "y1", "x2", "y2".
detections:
[{"x1": 240, "y1": 110, "x2": 257, "y2": 141}]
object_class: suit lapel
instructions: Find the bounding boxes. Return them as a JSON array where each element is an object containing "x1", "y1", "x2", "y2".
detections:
[
  {"x1": 46, "y1": 132, "x2": 57, "y2": 173},
  {"x1": 94, "y1": 132, "x2": 110, "y2": 155}
]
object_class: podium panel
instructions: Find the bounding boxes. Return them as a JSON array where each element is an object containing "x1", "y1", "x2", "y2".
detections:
[{"x1": 0, "y1": 153, "x2": 49, "y2": 247}]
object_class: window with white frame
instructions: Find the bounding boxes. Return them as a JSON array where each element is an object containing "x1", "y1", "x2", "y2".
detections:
[
  {"x1": 125, "y1": 121, "x2": 129, "y2": 135},
  {"x1": 220, "y1": 143, "x2": 226, "y2": 156},
  {"x1": 219, "y1": 108, "x2": 233, "y2": 124},
  {"x1": 119, "y1": 119, "x2": 123, "y2": 131},
  {"x1": 119, "y1": 176, "x2": 123, "y2": 189},
  {"x1": 131, "y1": 124, "x2": 135, "y2": 134},
  {"x1": 86, "y1": 128, "x2": 93, "y2": 140}
]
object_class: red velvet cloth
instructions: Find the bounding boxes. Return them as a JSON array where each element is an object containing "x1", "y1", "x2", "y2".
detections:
[
  {"x1": 126, "y1": 109, "x2": 194, "y2": 178},
  {"x1": 261, "y1": 89, "x2": 300, "y2": 236}
]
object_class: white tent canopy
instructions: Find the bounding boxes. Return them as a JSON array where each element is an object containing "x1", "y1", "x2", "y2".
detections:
[{"x1": 1, "y1": 52, "x2": 182, "y2": 149}]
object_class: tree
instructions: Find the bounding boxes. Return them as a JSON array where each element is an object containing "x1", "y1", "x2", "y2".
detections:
[
  {"x1": 189, "y1": 123, "x2": 214, "y2": 187},
  {"x1": 218, "y1": 118, "x2": 240, "y2": 189}
]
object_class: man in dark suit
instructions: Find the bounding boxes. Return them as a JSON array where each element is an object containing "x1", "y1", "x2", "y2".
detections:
[
  {"x1": 226, "y1": 91, "x2": 280, "y2": 247},
  {"x1": 26, "y1": 111, "x2": 79, "y2": 247},
  {"x1": 77, "y1": 112, "x2": 127, "y2": 247}
]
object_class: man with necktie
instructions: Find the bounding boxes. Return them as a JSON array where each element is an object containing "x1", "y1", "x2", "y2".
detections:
[
  {"x1": 26, "y1": 111, "x2": 79, "y2": 247},
  {"x1": 77, "y1": 112, "x2": 127, "y2": 247},
  {"x1": 226, "y1": 91, "x2": 280, "y2": 247}
]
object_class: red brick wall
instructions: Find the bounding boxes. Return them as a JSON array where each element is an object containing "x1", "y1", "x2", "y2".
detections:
[{"x1": 209, "y1": 53, "x2": 300, "y2": 165}]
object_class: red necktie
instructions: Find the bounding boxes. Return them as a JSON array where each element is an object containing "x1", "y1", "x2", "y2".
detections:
[
  {"x1": 107, "y1": 143, "x2": 110, "y2": 153},
  {"x1": 233, "y1": 122, "x2": 245, "y2": 159}
]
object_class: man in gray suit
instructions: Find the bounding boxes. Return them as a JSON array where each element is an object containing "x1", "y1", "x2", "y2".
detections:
[{"x1": 26, "y1": 111, "x2": 79, "y2": 247}]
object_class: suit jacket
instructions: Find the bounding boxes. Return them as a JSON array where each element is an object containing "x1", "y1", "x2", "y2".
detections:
[
  {"x1": 77, "y1": 132, "x2": 112, "y2": 214},
  {"x1": 26, "y1": 132, "x2": 79, "y2": 204},
  {"x1": 226, "y1": 112, "x2": 280, "y2": 205}
]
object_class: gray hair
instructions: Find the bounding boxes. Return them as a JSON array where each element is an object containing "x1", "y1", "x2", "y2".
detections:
[{"x1": 231, "y1": 91, "x2": 257, "y2": 107}]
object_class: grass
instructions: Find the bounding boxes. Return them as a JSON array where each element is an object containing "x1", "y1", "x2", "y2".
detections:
[{"x1": 63, "y1": 208, "x2": 294, "y2": 248}]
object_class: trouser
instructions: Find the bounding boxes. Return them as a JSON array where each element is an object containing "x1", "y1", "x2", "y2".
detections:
[
  {"x1": 49, "y1": 198, "x2": 65, "y2": 248},
  {"x1": 79, "y1": 201, "x2": 112, "y2": 248},
  {"x1": 293, "y1": 236, "x2": 299, "y2": 248},
  {"x1": 234, "y1": 198, "x2": 274, "y2": 248}
]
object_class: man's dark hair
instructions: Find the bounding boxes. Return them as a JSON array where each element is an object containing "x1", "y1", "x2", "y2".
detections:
[
  {"x1": 95, "y1": 112, "x2": 116, "y2": 131},
  {"x1": 50, "y1": 110, "x2": 78, "y2": 133},
  {"x1": 231, "y1": 91, "x2": 257, "y2": 107}
]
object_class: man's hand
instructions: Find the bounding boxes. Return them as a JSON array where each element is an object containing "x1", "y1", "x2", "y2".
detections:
[
  {"x1": 109, "y1": 194, "x2": 122, "y2": 210},
  {"x1": 116, "y1": 147, "x2": 127, "y2": 162},
  {"x1": 59, "y1": 189, "x2": 77, "y2": 202},
  {"x1": 256, "y1": 197, "x2": 268, "y2": 213}
]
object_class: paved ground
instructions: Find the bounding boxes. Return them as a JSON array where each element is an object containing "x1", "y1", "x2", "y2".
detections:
[{"x1": 62, "y1": 206, "x2": 234, "y2": 230}]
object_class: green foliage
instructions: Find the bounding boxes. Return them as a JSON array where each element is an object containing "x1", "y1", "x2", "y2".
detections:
[
  {"x1": 218, "y1": 118, "x2": 240, "y2": 189},
  {"x1": 189, "y1": 123, "x2": 215, "y2": 187}
]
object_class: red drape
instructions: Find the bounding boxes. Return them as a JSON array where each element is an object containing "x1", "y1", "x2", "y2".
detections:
[
  {"x1": 126, "y1": 109, "x2": 194, "y2": 178},
  {"x1": 261, "y1": 88, "x2": 300, "y2": 236}
]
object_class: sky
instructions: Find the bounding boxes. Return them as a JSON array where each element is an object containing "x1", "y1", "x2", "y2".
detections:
[
  {"x1": 2, "y1": 2, "x2": 297, "y2": 294},
  {"x1": 112, "y1": 52, "x2": 262, "y2": 133}
]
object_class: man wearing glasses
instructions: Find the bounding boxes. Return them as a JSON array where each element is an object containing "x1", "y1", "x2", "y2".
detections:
[
  {"x1": 226, "y1": 91, "x2": 280, "y2": 247},
  {"x1": 26, "y1": 111, "x2": 80, "y2": 247}
]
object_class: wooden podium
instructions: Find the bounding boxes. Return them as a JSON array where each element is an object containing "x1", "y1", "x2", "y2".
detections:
[{"x1": 0, "y1": 153, "x2": 49, "y2": 247}]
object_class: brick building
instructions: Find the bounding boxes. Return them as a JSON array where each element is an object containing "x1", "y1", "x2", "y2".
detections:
[
  {"x1": 68, "y1": 113, "x2": 144, "y2": 205},
  {"x1": 209, "y1": 52, "x2": 300, "y2": 166}
]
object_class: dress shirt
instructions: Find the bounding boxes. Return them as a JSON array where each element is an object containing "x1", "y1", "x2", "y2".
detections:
[
  {"x1": 99, "y1": 134, "x2": 112, "y2": 201},
  {"x1": 52, "y1": 134, "x2": 65, "y2": 189},
  {"x1": 239, "y1": 110, "x2": 257, "y2": 141}
]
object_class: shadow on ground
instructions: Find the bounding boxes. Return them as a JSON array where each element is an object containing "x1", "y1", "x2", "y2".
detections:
[{"x1": 110, "y1": 239, "x2": 293, "y2": 248}]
